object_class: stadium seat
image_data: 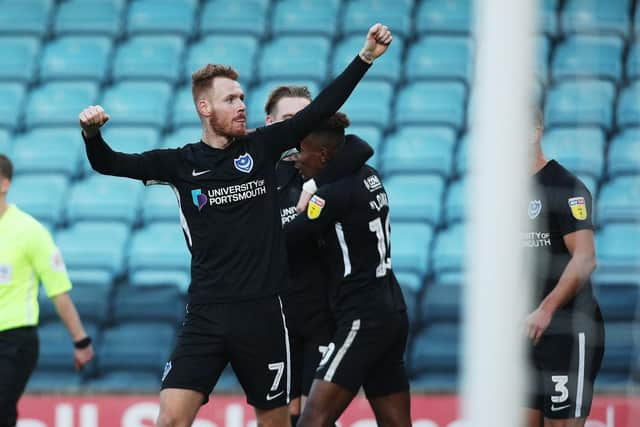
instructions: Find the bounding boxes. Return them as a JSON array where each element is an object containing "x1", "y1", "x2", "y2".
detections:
[
  {"x1": 246, "y1": 80, "x2": 320, "y2": 129},
  {"x1": 540, "y1": 127, "x2": 605, "y2": 181},
  {"x1": 385, "y1": 175, "x2": 446, "y2": 225},
  {"x1": 0, "y1": 37, "x2": 40, "y2": 83},
  {"x1": 536, "y1": 35, "x2": 550, "y2": 84},
  {"x1": 382, "y1": 126, "x2": 456, "y2": 178},
  {"x1": 391, "y1": 223, "x2": 433, "y2": 278},
  {"x1": 53, "y1": 0, "x2": 124, "y2": 37},
  {"x1": 7, "y1": 174, "x2": 69, "y2": 226},
  {"x1": 348, "y1": 126, "x2": 383, "y2": 169},
  {"x1": 539, "y1": 0, "x2": 559, "y2": 36},
  {"x1": 552, "y1": 35, "x2": 623, "y2": 82},
  {"x1": 100, "y1": 81, "x2": 173, "y2": 128},
  {"x1": 172, "y1": 85, "x2": 200, "y2": 128},
  {"x1": 271, "y1": 0, "x2": 339, "y2": 37},
  {"x1": 161, "y1": 126, "x2": 201, "y2": 149},
  {"x1": 0, "y1": 130, "x2": 10, "y2": 154},
  {"x1": 607, "y1": 128, "x2": 640, "y2": 177},
  {"x1": 39, "y1": 36, "x2": 112, "y2": 82},
  {"x1": 25, "y1": 82, "x2": 99, "y2": 128},
  {"x1": 129, "y1": 270, "x2": 190, "y2": 294},
  {"x1": 561, "y1": 0, "x2": 630, "y2": 38},
  {"x1": 341, "y1": 0, "x2": 412, "y2": 39},
  {"x1": 410, "y1": 323, "x2": 460, "y2": 380},
  {"x1": 593, "y1": 284, "x2": 639, "y2": 323},
  {"x1": 66, "y1": 174, "x2": 143, "y2": 225},
  {"x1": 67, "y1": 269, "x2": 114, "y2": 289},
  {"x1": 432, "y1": 224, "x2": 466, "y2": 282},
  {"x1": 598, "y1": 322, "x2": 634, "y2": 388},
  {"x1": 420, "y1": 283, "x2": 462, "y2": 324},
  {"x1": 56, "y1": 222, "x2": 130, "y2": 278},
  {"x1": 616, "y1": 81, "x2": 640, "y2": 128},
  {"x1": 341, "y1": 81, "x2": 393, "y2": 129},
  {"x1": 395, "y1": 271, "x2": 423, "y2": 293},
  {"x1": 626, "y1": 41, "x2": 640, "y2": 81},
  {"x1": 597, "y1": 176, "x2": 640, "y2": 225},
  {"x1": 26, "y1": 370, "x2": 84, "y2": 393},
  {"x1": 415, "y1": 0, "x2": 471, "y2": 35},
  {"x1": 0, "y1": 0, "x2": 53, "y2": 37},
  {"x1": 128, "y1": 223, "x2": 191, "y2": 273},
  {"x1": 444, "y1": 178, "x2": 465, "y2": 225},
  {"x1": 258, "y1": 37, "x2": 330, "y2": 83},
  {"x1": 331, "y1": 35, "x2": 404, "y2": 83},
  {"x1": 405, "y1": 36, "x2": 473, "y2": 83},
  {"x1": 10, "y1": 128, "x2": 83, "y2": 177},
  {"x1": 126, "y1": 0, "x2": 196, "y2": 37},
  {"x1": 0, "y1": 83, "x2": 26, "y2": 131},
  {"x1": 85, "y1": 372, "x2": 161, "y2": 393},
  {"x1": 454, "y1": 133, "x2": 469, "y2": 177},
  {"x1": 141, "y1": 184, "x2": 180, "y2": 225},
  {"x1": 39, "y1": 284, "x2": 111, "y2": 326},
  {"x1": 544, "y1": 80, "x2": 615, "y2": 131},
  {"x1": 200, "y1": 0, "x2": 268, "y2": 37},
  {"x1": 185, "y1": 35, "x2": 258, "y2": 85},
  {"x1": 394, "y1": 82, "x2": 467, "y2": 130},
  {"x1": 593, "y1": 224, "x2": 640, "y2": 285},
  {"x1": 112, "y1": 36, "x2": 185, "y2": 83},
  {"x1": 37, "y1": 323, "x2": 99, "y2": 371},
  {"x1": 113, "y1": 285, "x2": 184, "y2": 324}
]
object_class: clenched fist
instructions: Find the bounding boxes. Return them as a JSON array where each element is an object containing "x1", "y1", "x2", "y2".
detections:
[
  {"x1": 359, "y1": 23, "x2": 393, "y2": 64},
  {"x1": 79, "y1": 105, "x2": 110, "y2": 138}
]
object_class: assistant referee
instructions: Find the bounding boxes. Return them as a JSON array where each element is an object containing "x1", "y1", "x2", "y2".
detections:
[{"x1": 0, "y1": 155, "x2": 94, "y2": 427}]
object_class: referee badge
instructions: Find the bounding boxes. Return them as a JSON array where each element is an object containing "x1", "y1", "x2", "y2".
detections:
[
  {"x1": 307, "y1": 195, "x2": 325, "y2": 220},
  {"x1": 568, "y1": 197, "x2": 587, "y2": 220}
]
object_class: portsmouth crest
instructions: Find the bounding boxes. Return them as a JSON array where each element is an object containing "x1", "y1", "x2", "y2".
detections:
[
  {"x1": 307, "y1": 195, "x2": 325, "y2": 220},
  {"x1": 234, "y1": 153, "x2": 254, "y2": 173},
  {"x1": 528, "y1": 200, "x2": 542, "y2": 219},
  {"x1": 568, "y1": 196, "x2": 587, "y2": 220}
]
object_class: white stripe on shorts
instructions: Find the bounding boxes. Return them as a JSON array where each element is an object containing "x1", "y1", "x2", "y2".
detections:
[
  {"x1": 324, "y1": 319, "x2": 360, "y2": 382},
  {"x1": 335, "y1": 223, "x2": 352, "y2": 277},
  {"x1": 277, "y1": 296, "x2": 291, "y2": 403},
  {"x1": 575, "y1": 331, "x2": 586, "y2": 417}
]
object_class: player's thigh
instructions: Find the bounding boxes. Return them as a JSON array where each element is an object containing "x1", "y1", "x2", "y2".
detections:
[
  {"x1": 298, "y1": 380, "x2": 355, "y2": 427},
  {"x1": 526, "y1": 408, "x2": 544, "y2": 427},
  {"x1": 368, "y1": 391, "x2": 411, "y2": 427},
  {"x1": 229, "y1": 296, "x2": 291, "y2": 410},
  {"x1": 301, "y1": 329, "x2": 333, "y2": 398},
  {"x1": 255, "y1": 405, "x2": 291, "y2": 427},
  {"x1": 157, "y1": 388, "x2": 204, "y2": 427},
  {"x1": 543, "y1": 418, "x2": 585, "y2": 427}
]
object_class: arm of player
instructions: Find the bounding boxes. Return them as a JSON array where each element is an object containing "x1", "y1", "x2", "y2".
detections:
[
  {"x1": 52, "y1": 293, "x2": 95, "y2": 370},
  {"x1": 79, "y1": 105, "x2": 178, "y2": 183},
  {"x1": 258, "y1": 24, "x2": 392, "y2": 159},
  {"x1": 296, "y1": 135, "x2": 373, "y2": 212}
]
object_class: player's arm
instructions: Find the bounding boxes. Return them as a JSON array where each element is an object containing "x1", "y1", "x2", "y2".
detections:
[
  {"x1": 527, "y1": 187, "x2": 596, "y2": 345},
  {"x1": 257, "y1": 24, "x2": 392, "y2": 158},
  {"x1": 79, "y1": 105, "x2": 178, "y2": 183}
]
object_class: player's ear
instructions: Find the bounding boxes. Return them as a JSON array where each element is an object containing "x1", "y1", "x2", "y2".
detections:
[
  {"x1": 197, "y1": 98, "x2": 211, "y2": 117},
  {"x1": 0, "y1": 177, "x2": 9, "y2": 194},
  {"x1": 265, "y1": 114, "x2": 274, "y2": 125}
]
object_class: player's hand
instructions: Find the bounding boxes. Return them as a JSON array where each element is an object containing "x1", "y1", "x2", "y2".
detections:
[
  {"x1": 74, "y1": 345, "x2": 94, "y2": 370},
  {"x1": 296, "y1": 190, "x2": 314, "y2": 213},
  {"x1": 359, "y1": 23, "x2": 393, "y2": 64},
  {"x1": 79, "y1": 105, "x2": 110, "y2": 138},
  {"x1": 526, "y1": 307, "x2": 553, "y2": 345}
]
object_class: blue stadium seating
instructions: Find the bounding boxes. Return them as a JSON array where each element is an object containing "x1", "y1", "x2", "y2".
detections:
[
  {"x1": 544, "y1": 80, "x2": 615, "y2": 131},
  {"x1": 593, "y1": 224, "x2": 640, "y2": 286},
  {"x1": 246, "y1": 80, "x2": 320, "y2": 129},
  {"x1": 394, "y1": 82, "x2": 466, "y2": 130},
  {"x1": 331, "y1": 35, "x2": 404, "y2": 83},
  {"x1": 272, "y1": 0, "x2": 339, "y2": 37},
  {"x1": 25, "y1": 82, "x2": 99, "y2": 128},
  {"x1": 395, "y1": 271, "x2": 423, "y2": 293},
  {"x1": 39, "y1": 284, "x2": 111, "y2": 326},
  {"x1": 617, "y1": 81, "x2": 640, "y2": 128},
  {"x1": 537, "y1": 35, "x2": 550, "y2": 84},
  {"x1": 172, "y1": 85, "x2": 200, "y2": 128},
  {"x1": 26, "y1": 371, "x2": 84, "y2": 393},
  {"x1": 112, "y1": 36, "x2": 185, "y2": 83},
  {"x1": 597, "y1": 176, "x2": 640, "y2": 225},
  {"x1": 0, "y1": 37, "x2": 40, "y2": 83},
  {"x1": 342, "y1": 0, "x2": 412, "y2": 39},
  {"x1": 382, "y1": 126, "x2": 456, "y2": 178},
  {"x1": 540, "y1": 127, "x2": 605, "y2": 181},
  {"x1": 415, "y1": 0, "x2": 471, "y2": 35},
  {"x1": 455, "y1": 133, "x2": 468, "y2": 177},
  {"x1": 594, "y1": 284, "x2": 639, "y2": 323},
  {"x1": 40, "y1": 36, "x2": 112, "y2": 82},
  {"x1": 409, "y1": 323, "x2": 460, "y2": 388},
  {"x1": 100, "y1": 81, "x2": 173, "y2": 128},
  {"x1": 398, "y1": 282, "x2": 419, "y2": 327},
  {"x1": 552, "y1": 35, "x2": 624, "y2": 82},
  {"x1": 627, "y1": 41, "x2": 640, "y2": 81},
  {"x1": 161, "y1": 126, "x2": 201, "y2": 149},
  {"x1": 391, "y1": 223, "x2": 433, "y2": 279},
  {"x1": 0, "y1": 0, "x2": 53, "y2": 37},
  {"x1": 421, "y1": 283, "x2": 462, "y2": 324},
  {"x1": 0, "y1": 130, "x2": 10, "y2": 154},
  {"x1": 128, "y1": 223, "x2": 191, "y2": 274},
  {"x1": 10, "y1": 128, "x2": 82, "y2": 177},
  {"x1": 636, "y1": 5, "x2": 640, "y2": 38},
  {"x1": 66, "y1": 174, "x2": 143, "y2": 225},
  {"x1": 0, "y1": 83, "x2": 26, "y2": 131},
  {"x1": 56, "y1": 222, "x2": 130, "y2": 279},
  {"x1": 607, "y1": 128, "x2": 640, "y2": 177},
  {"x1": 8, "y1": 174, "x2": 69, "y2": 226},
  {"x1": 444, "y1": 178, "x2": 465, "y2": 225},
  {"x1": 341, "y1": 81, "x2": 393, "y2": 129},
  {"x1": 432, "y1": 224, "x2": 466, "y2": 284},
  {"x1": 200, "y1": 0, "x2": 268, "y2": 37},
  {"x1": 141, "y1": 184, "x2": 181, "y2": 225},
  {"x1": 385, "y1": 175, "x2": 446, "y2": 225},
  {"x1": 53, "y1": 0, "x2": 124, "y2": 37},
  {"x1": 85, "y1": 372, "x2": 161, "y2": 393},
  {"x1": 258, "y1": 36, "x2": 330, "y2": 83},
  {"x1": 113, "y1": 286, "x2": 184, "y2": 325},
  {"x1": 598, "y1": 322, "x2": 635, "y2": 388},
  {"x1": 126, "y1": 0, "x2": 196, "y2": 37},
  {"x1": 348, "y1": 125, "x2": 383, "y2": 169},
  {"x1": 562, "y1": 0, "x2": 630, "y2": 38},
  {"x1": 405, "y1": 36, "x2": 472, "y2": 83},
  {"x1": 539, "y1": 0, "x2": 559, "y2": 36},
  {"x1": 185, "y1": 35, "x2": 258, "y2": 85},
  {"x1": 129, "y1": 270, "x2": 190, "y2": 294}
]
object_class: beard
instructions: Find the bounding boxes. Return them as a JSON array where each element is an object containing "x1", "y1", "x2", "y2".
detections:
[{"x1": 208, "y1": 111, "x2": 246, "y2": 138}]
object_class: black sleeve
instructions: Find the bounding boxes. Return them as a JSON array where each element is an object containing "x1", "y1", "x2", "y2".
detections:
[
  {"x1": 314, "y1": 135, "x2": 373, "y2": 186},
  {"x1": 254, "y1": 55, "x2": 371, "y2": 161},
  {"x1": 82, "y1": 131, "x2": 179, "y2": 184},
  {"x1": 556, "y1": 181, "x2": 595, "y2": 236}
]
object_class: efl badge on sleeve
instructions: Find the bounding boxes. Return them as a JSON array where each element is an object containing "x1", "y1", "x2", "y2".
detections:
[
  {"x1": 568, "y1": 197, "x2": 587, "y2": 220},
  {"x1": 307, "y1": 195, "x2": 325, "y2": 220}
]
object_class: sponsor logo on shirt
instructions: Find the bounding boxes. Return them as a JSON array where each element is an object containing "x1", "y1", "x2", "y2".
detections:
[
  {"x1": 234, "y1": 153, "x2": 254, "y2": 173},
  {"x1": 522, "y1": 232, "x2": 551, "y2": 247},
  {"x1": 363, "y1": 175, "x2": 382, "y2": 192},
  {"x1": 205, "y1": 180, "x2": 267, "y2": 206},
  {"x1": 280, "y1": 205, "x2": 297, "y2": 225},
  {"x1": 0, "y1": 265, "x2": 12, "y2": 284},
  {"x1": 568, "y1": 196, "x2": 587, "y2": 220},
  {"x1": 191, "y1": 189, "x2": 207, "y2": 211},
  {"x1": 528, "y1": 200, "x2": 542, "y2": 219},
  {"x1": 307, "y1": 195, "x2": 325, "y2": 220}
]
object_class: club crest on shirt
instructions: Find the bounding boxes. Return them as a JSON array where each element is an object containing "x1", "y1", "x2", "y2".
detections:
[
  {"x1": 528, "y1": 200, "x2": 542, "y2": 219},
  {"x1": 234, "y1": 153, "x2": 254, "y2": 173},
  {"x1": 307, "y1": 195, "x2": 325, "y2": 220},
  {"x1": 568, "y1": 196, "x2": 587, "y2": 220}
]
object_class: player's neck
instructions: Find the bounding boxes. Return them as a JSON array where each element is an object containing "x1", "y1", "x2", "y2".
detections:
[
  {"x1": 0, "y1": 197, "x2": 7, "y2": 219},
  {"x1": 202, "y1": 127, "x2": 233, "y2": 150}
]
